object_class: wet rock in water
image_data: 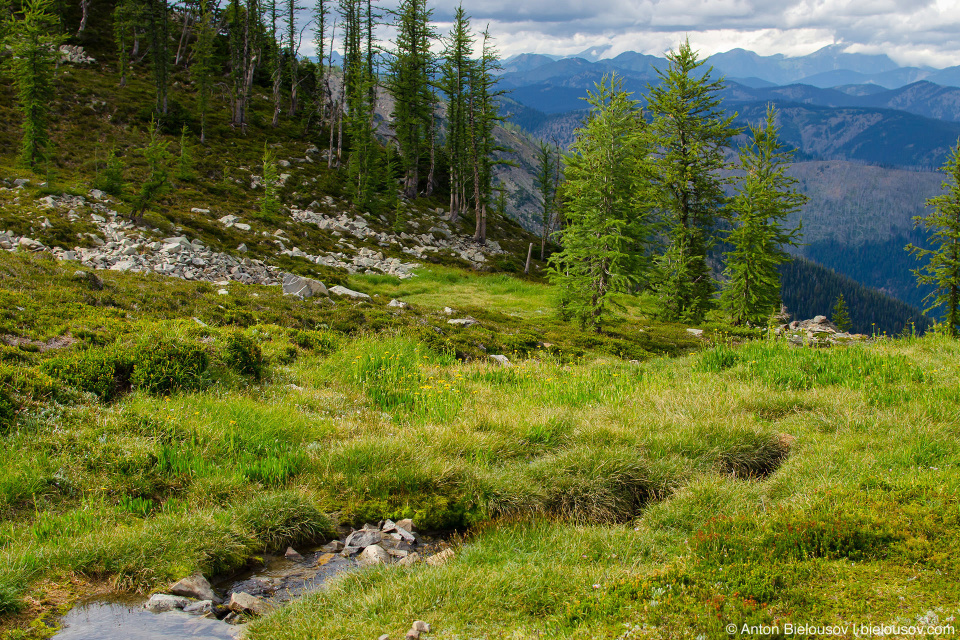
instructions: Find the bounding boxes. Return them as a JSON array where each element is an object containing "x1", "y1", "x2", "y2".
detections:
[
  {"x1": 183, "y1": 600, "x2": 215, "y2": 616},
  {"x1": 321, "y1": 540, "x2": 344, "y2": 553},
  {"x1": 358, "y1": 544, "x2": 392, "y2": 567},
  {"x1": 344, "y1": 529, "x2": 382, "y2": 549},
  {"x1": 284, "y1": 547, "x2": 305, "y2": 562},
  {"x1": 228, "y1": 592, "x2": 273, "y2": 616},
  {"x1": 396, "y1": 518, "x2": 416, "y2": 532},
  {"x1": 144, "y1": 594, "x2": 191, "y2": 613},
  {"x1": 169, "y1": 573, "x2": 218, "y2": 602},
  {"x1": 340, "y1": 546, "x2": 362, "y2": 558},
  {"x1": 426, "y1": 549, "x2": 455, "y2": 567}
]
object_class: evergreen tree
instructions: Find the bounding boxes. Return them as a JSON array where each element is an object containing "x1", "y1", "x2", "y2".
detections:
[
  {"x1": 192, "y1": 0, "x2": 215, "y2": 142},
  {"x1": 286, "y1": 0, "x2": 302, "y2": 116},
  {"x1": 647, "y1": 39, "x2": 738, "y2": 322},
  {"x1": 721, "y1": 106, "x2": 804, "y2": 326},
  {"x1": 3, "y1": 0, "x2": 62, "y2": 168},
  {"x1": 131, "y1": 119, "x2": 172, "y2": 222},
  {"x1": 147, "y1": 0, "x2": 171, "y2": 114},
  {"x1": 260, "y1": 143, "x2": 281, "y2": 220},
  {"x1": 339, "y1": 0, "x2": 378, "y2": 209},
  {"x1": 387, "y1": 0, "x2": 435, "y2": 199},
  {"x1": 439, "y1": 5, "x2": 472, "y2": 223},
  {"x1": 113, "y1": 0, "x2": 132, "y2": 87},
  {"x1": 548, "y1": 75, "x2": 653, "y2": 331},
  {"x1": 536, "y1": 140, "x2": 559, "y2": 260},
  {"x1": 468, "y1": 26, "x2": 506, "y2": 243},
  {"x1": 832, "y1": 293, "x2": 852, "y2": 332},
  {"x1": 906, "y1": 141, "x2": 960, "y2": 336},
  {"x1": 176, "y1": 125, "x2": 196, "y2": 181},
  {"x1": 94, "y1": 147, "x2": 126, "y2": 197}
]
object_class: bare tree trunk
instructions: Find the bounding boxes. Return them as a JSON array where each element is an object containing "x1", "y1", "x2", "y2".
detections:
[
  {"x1": 77, "y1": 0, "x2": 91, "y2": 34},
  {"x1": 327, "y1": 102, "x2": 337, "y2": 168},
  {"x1": 425, "y1": 112, "x2": 436, "y2": 197},
  {"x1": 524, "y1": 243, "x2": 533, "y2": 274},
  {"x1": 175, "y1": 10, "x2": 193, "y2": 66}
]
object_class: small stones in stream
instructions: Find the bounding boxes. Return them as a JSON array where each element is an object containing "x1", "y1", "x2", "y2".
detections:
[
  {"x1": 228, "y1": 592, "x2": 273, "y2": 616},
  {"x1": 284, "y1": 546, "x2": 305, "y2": 562},
  {"x1": 144, "y1": 594, "x2": 190, "y2": 613},
  {"x1": 170, "y1": 573, "x2": 219, "y2": 602}
]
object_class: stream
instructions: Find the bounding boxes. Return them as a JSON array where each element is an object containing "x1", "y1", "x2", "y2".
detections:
[{"x1": 52, "y1": 545, "x2": 357, "y2": 640}]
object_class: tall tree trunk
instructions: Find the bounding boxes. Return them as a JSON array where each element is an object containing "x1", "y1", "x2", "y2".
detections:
[
  {"x1": 175, "y1": 10, "x2": 192, "y2": 66},
  {"x1": 77, "y1": 0, "x2": 90, "y2": 34}
]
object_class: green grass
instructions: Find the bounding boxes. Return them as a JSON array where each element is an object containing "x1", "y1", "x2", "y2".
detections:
[{"x1": 0, "y1": 259, "x2": 958, "y2": 637}]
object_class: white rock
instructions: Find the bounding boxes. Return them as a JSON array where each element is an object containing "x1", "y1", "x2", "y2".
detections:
[
  {"x1": 330, "y1": 285, "x2": 371, "y2": 300},
  {"x1": 144, "y1": 594, "x2": 190, "y2": 613},
  {"x1": 490, "y1": 355, "x2": 511, "y2": 367},
  {"x1": 358, "y1": 544, "x2": 392, "y2": 567}
]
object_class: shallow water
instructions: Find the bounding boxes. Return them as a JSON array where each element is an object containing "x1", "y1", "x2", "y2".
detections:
[
  {"x1": 53, "y1": 546, "x2": 355, "y2": 640},
  {"x1": 53, "y1": 601, "x2": 241, "y2": 640}
]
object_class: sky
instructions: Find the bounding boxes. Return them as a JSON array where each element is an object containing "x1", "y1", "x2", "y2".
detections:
[{"x1": 311, "y1": 0, "x2": 960, "y2": 69}]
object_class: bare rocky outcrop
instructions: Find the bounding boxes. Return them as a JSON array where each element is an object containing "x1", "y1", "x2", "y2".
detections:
[{"x1": 776, "y1": 315, "x2": 868, "y2": 346}]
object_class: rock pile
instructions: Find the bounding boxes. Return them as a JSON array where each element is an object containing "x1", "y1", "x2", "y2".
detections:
[
  {"x1": 336, "y1": 518, "x2": 454, "y2": 569},
  {"x1": 776, "y1": 315, "x2": 867, "y2": 346},
  {"x1": 59, "y1": 44, "x2": 96, "y2": 65}
]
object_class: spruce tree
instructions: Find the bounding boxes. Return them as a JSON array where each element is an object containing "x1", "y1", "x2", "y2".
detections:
[
  {"x1": 721, "y1": 106, "x2": 804, "y2": 326},
  {"x1": 832, "y1": 294, "x2": 852, "y2": 332},
  {"x1": 536, "y1": 140, "x2": 559, "y2": 260},
  {"x1": 547, "y1": 75, "x2": 653, "y2": 331},
  {"x1": 906, "y1": 141, "x2": 960, "y2": 336},
  {"x1": 4, "y1": 0, "x2": 62, "y2": 168},
  {"x1": 439, "y1": 5, "x2": 472, "y2": 223},
  {"x1": 113, "y1": 0, "x2": 132, "y2": 87},
  {"x1": 192, "y1": 0, "x2": 215, "y2": 142},
  {"x1": 468, "y1": 26, "x2": 506, "y2": 243},
  {"x1": 388, "y1": 0, "x2": 435, "y2": 199},
  {"x1": 131, "y1": 119, "x2": 172, "y2": 222},
  {"x1": 260, "y1": 144, "x2": 281, "y2": 220},
  {"x1": 647, "y1": 39, "x2": 738, "y2": 322},
  {"x1": 147, "y1": 0, "x2": 170, "y2": 114}
]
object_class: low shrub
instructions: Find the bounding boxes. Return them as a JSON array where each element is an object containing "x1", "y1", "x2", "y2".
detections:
[
  {"x1": 131, "y1": 336, "x2": 209, "y2": 395},
  {"x1": 40, "y1": 345, "x2": 133, "y2": 401},
  {"x1": 234, "y1": 492, "x2": 336, "y2": 550},
  {"x1": 221, "y1": 331, "x2": 265, "y2": 380}
]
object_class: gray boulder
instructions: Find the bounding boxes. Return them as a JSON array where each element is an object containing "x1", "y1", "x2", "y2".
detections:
[
  {"x1": 228, "y1": 592, "x2": 272, "y2": 616},
  {"x1": 169, "y1": 573, "x2": 218, "y2": 602},
  {"x1": 447, "y1": 317, "x2": 478, "y2": 328},
  {"x1": 330, "y1": 285, "x2": 371, "y2": 300},
  {"x1": 144, "y1": 594, "x2": 190, "y2": 613},
  {"x1": 344, "y1": 529, "x2": 382, "y2": 549},
  {"x1": 358, "y1": 544, "x2": 392, "y2": 567},
  {"x1": 490, "y1": 355, "x2": 511, "y2": 367},
  {"x1": 183, "y1": 600, "x2": 215, "y2": 616},
  {"x1": 282, "y1": 272, "x2": 328, "y2": 299}
]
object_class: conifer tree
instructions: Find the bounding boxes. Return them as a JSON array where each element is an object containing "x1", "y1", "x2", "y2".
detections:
[
  {"x1": 94, "y1": 146, "x2": 126, "y2": 196},
  {"x1": 113, "y1": 0, "x2": 132, "y2": 87},
  {"x1": 176, "y1": 125, "x2": 196, "y2": 181},
  {"x1": 906, "y1": 140, "x2": 960, "y2": 336},
  {"x1": 286, "y1": 0, "x2": 303, "y2": 116},
  {"x1": 468, "y1": 26, "x2": 506, "y2": 243},
  {"x1": 536, "y1": 140, "x2": 559, "y2": 260},
  {"x1": 548, "y1": 75, "x2": 653, "y2": 331},
  {"x1": 388, "y1": 0, "x2": 435, "y2": 199},
  {"x1": 339, "y1": 0, "x2": 378, "y2": 208},
  {"x1": 260, "y1": 144, "x2": 281, "y2": 220},
  {"x1": 4, "y1": 0, "x2": 62, "y2": 168},
  {"x1": 647, "y1": 39, "x2": 738, "y2": 322},
  {"x1": 147, "y1": 0, "x2": 171, "y2": 114},
  {"x1": 439, "y1": 5, "x2": 472, "y2": 223},
  {"x1": 131, "y1": 119, "x2": 172, "y2": 222},
  {"x1": 832, "y1": 294, "x2": 852, "y2": 332},
  {"x1": 721, "y1": 106, "x2": 804, "y2": 326},
  {"x1": 192, "y1": 0, "x2": 215, "y2": 142}
]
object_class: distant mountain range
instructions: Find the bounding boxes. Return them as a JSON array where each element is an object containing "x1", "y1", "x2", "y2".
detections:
[
  {"x1": 501, "y1": 44, "x2": 960, "y2": 91},
  {"x1": 494, "y1": 45, "x2": 959, "y2": 319}
]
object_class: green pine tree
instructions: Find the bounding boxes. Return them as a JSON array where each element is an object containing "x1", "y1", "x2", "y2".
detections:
[
  {"x1": 4, "y1": 0, "x2": 63, "y2": 168},
  {"x1": 192, "y1": 0, "x2": 215, "y2": 142},
  {"x1": 131, "y1": 119, "x2": 172, "y2": 222},
  {"x1": 388, "y1": 0, "x2": 435, "y2": 199},
  {"x1": 832, "y1": 294, "x2": 852, "y2": 332},
  {"x1": 647, "y1": 39, "x2": 739, "y2": 322},
  {"x1": 260, "y1": 143, "x2": 281, "y2": 220},
  {"x1": 535, "y1": 140, "x2": 557, "y2": 260},
  {"x1": 176, "y1": 126, "x2": 196, "y2": 181},
  {"x1": 439, "y1": 4, "x2": 473, "y2": 223},
  {"x1": 548, "y1": 74, "x2": 653, "y2": 331},
  {"x1": 94, "y1": 146, "x2": 126, "y2": 196},
  {"x1": 906, "y1": 140, "x2": 960, "y2": 336},
  {"x1": 721, "y1": 106, "x2": 804, "y2": 326}
]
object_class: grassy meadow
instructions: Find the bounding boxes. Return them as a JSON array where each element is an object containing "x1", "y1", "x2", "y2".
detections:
[{"x1": 0, "y1": 250, "x2": 958, "y2": 639}]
